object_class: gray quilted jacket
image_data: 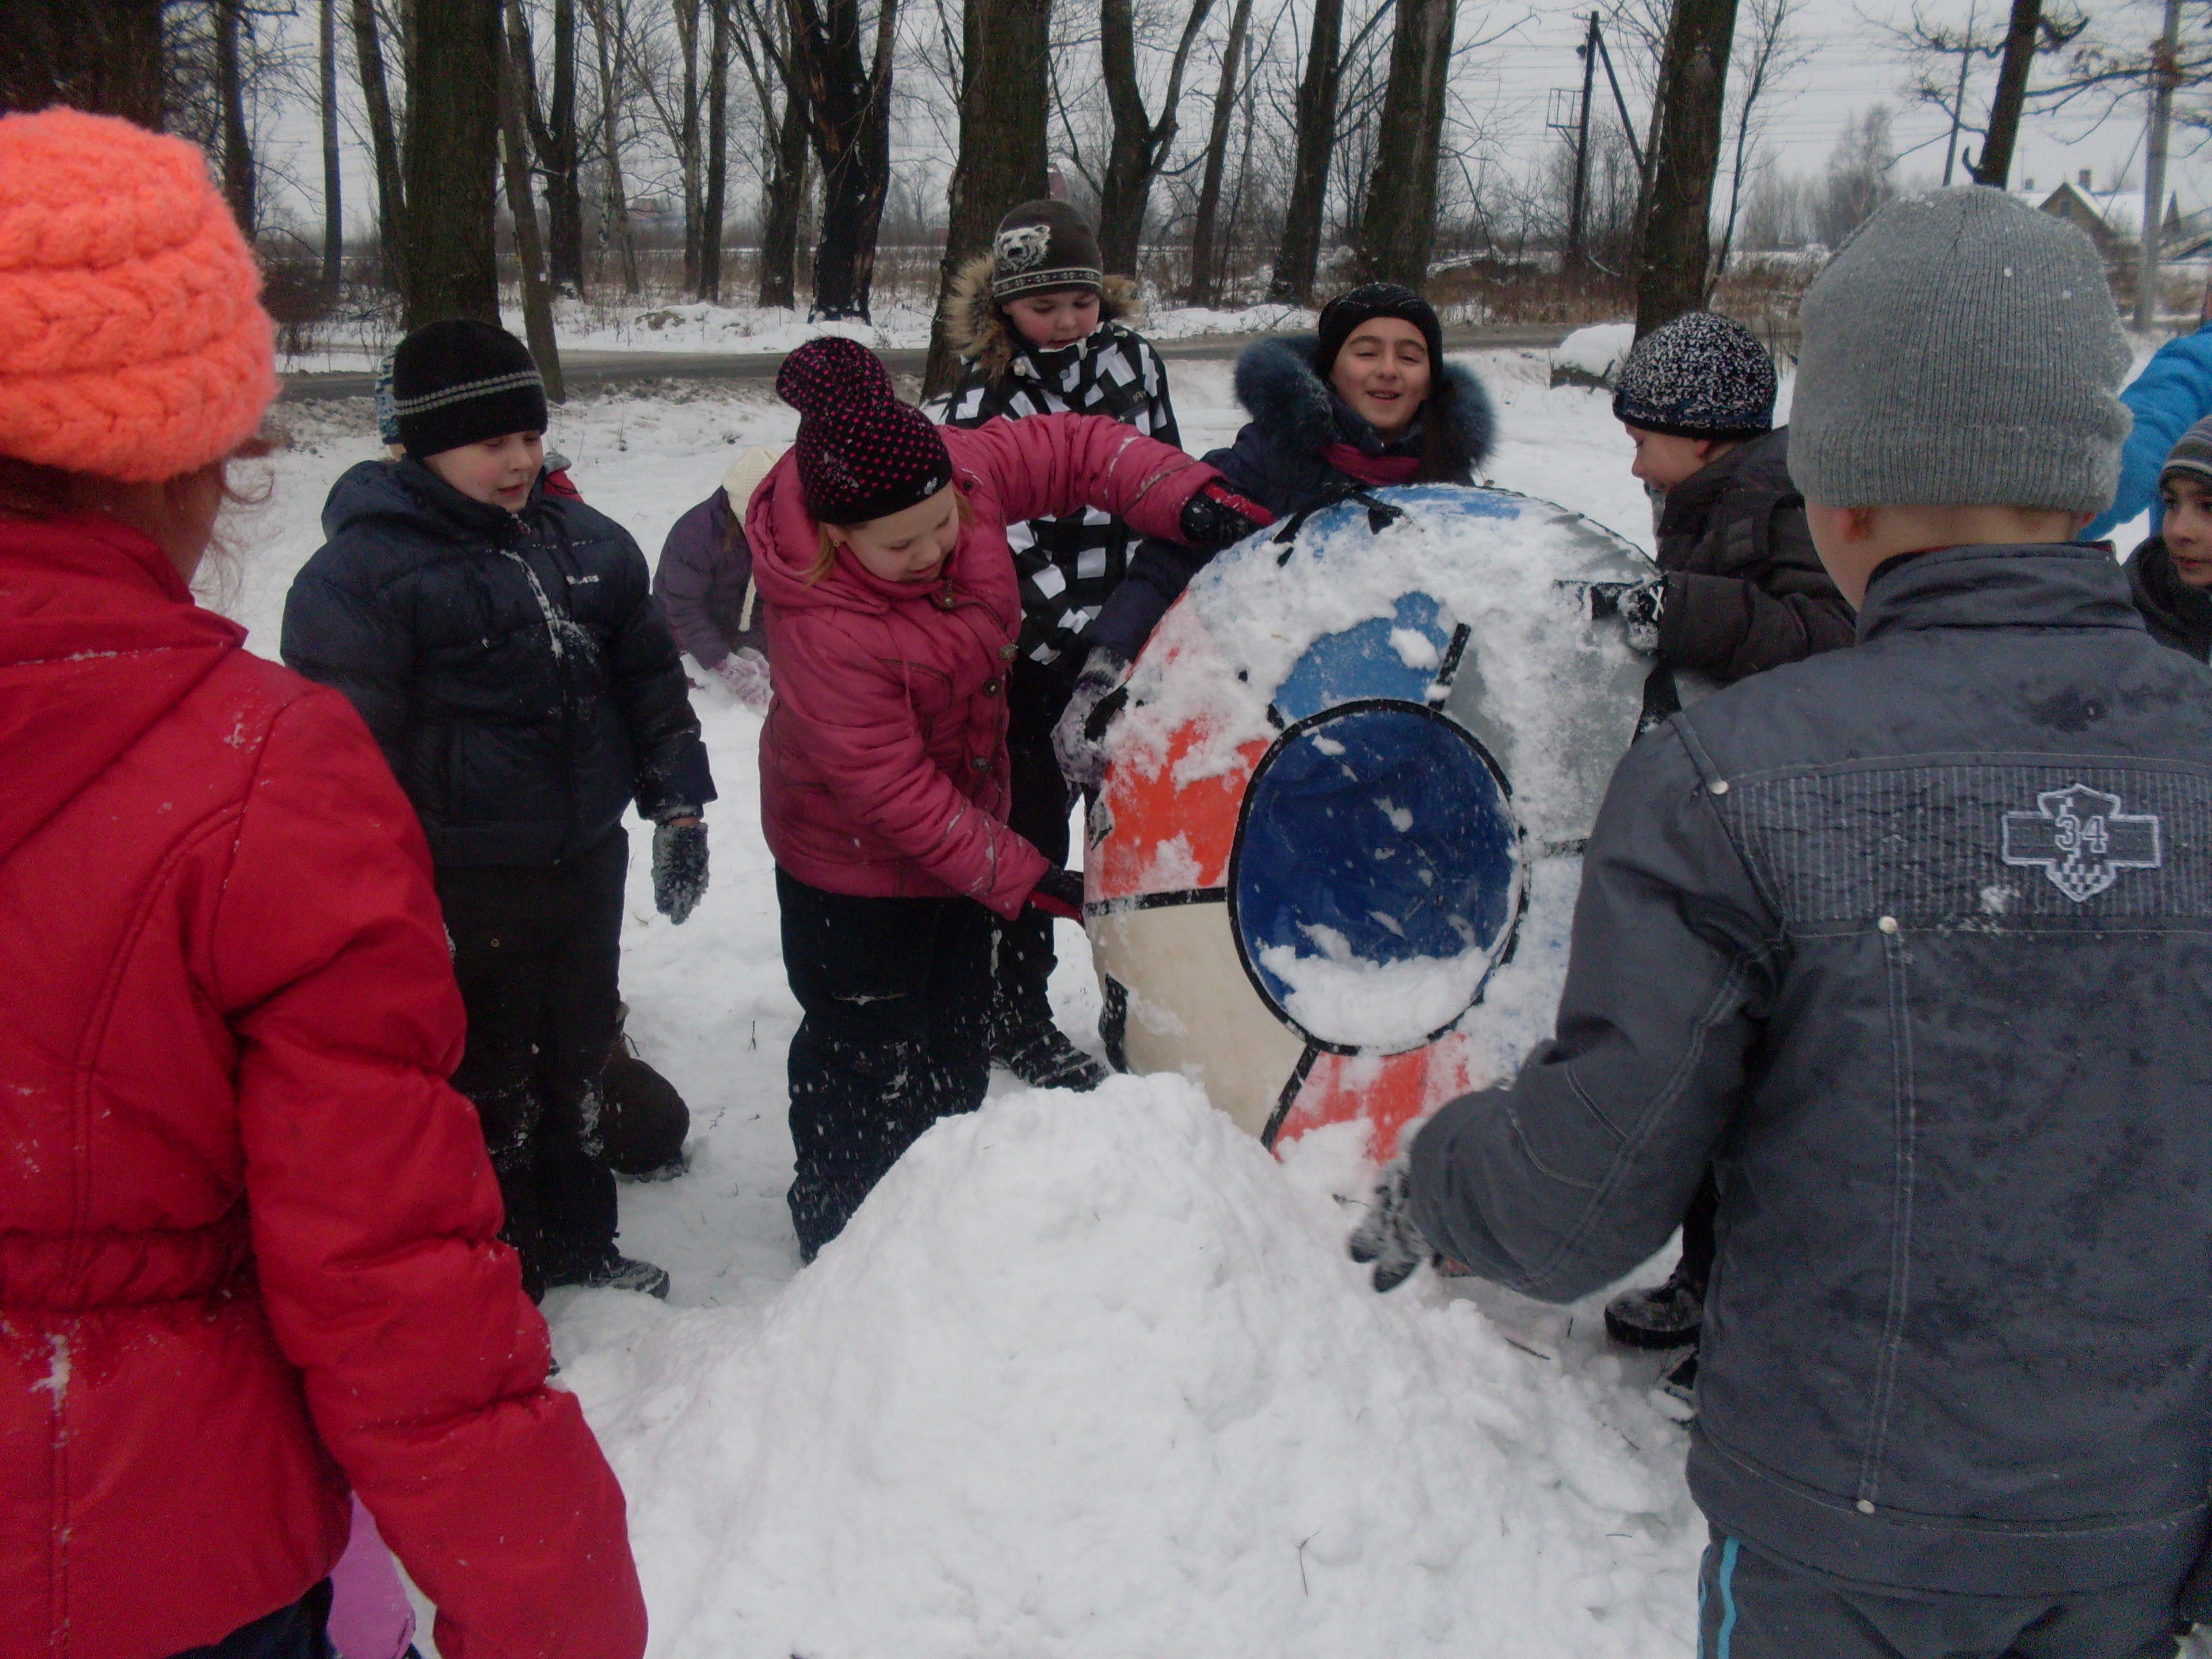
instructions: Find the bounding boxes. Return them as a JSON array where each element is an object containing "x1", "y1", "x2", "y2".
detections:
[{"x1": 1411, "y1": 543, "x2": 2212, "y2": 1597}]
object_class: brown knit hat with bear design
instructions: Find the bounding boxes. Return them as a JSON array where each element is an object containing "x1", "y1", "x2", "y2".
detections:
[{"x1": 989, "y1": 200, "x2": 1104, "y2": 302}]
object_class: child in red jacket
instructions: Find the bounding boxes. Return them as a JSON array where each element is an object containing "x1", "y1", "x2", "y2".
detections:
[{"x1": 748, "y1": 337, "x2": 1267, "y2": 1258}]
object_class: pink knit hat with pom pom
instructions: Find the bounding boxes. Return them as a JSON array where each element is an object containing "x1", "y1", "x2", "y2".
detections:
[{"x1": 0, "y1": 108, "x2": 276, "y2": 483}]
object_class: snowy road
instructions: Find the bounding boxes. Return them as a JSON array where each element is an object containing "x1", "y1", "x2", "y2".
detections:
[{"x1": 236, "y1": 351, "x2": 2160, "y2": 1658}]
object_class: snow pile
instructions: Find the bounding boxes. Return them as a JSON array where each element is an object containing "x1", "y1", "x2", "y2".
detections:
[
  {"x1": 1260, "y1": 933, "x2": 1488, "y2": 1048},
  {"x1": 1548, "y1": 323, "x2": 1636, "y2": 389},
  {"x1": 562, "y1": 1074, "x2": 1700, "y2": 1659}
]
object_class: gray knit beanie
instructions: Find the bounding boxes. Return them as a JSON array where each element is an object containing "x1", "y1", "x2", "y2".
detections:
[{"x1": 1791, "y1": 188, "x2": 2131, "y2": 513}]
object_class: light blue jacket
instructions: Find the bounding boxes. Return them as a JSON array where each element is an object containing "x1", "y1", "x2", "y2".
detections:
[{"x1": 2085, "y1": 321, "x2": 2212, "y2": 541}]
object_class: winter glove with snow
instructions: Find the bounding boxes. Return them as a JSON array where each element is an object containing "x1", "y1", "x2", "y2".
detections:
[
  {"x1": 1027, "y1": 866, "x2": 1086, "y2": 922},
  {"x1": 1052, "y1": 647, "x2": 1131, "y2": 792},
  {"x1": 714, "y1": 647, "x2": 773, "y2": 714},
  {"x1": 652, "y1": 819, "x2": 708, "y2": 924},
  {"x1": 1347, "y1": 1155, "x2": 1432, "y2": 1293},
  {"x1": 1588, "y1": 578, "x2": 1666, "y2": 655},
  {"x1": 1177, "y1": 479, "x2": 1276, "y2": 550}
]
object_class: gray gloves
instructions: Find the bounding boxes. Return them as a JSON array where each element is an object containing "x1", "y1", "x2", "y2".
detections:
[
  {"x1": 651, "y1": 818, "x2": 708, "y2": 924},
  {"x1": 1052, "y1": 648, "x2": 1131, "y2": 792},
  {"x1": 1588, "y1": 578, "x2": 1666, "y2": 654},
  {"x1": 1347, "y1": 1156, "x2": 1433, "y2": 1292}
]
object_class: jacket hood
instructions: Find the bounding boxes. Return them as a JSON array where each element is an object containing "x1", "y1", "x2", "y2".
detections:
[
  {"x1": 320, "y1": 455, "x2": 543, "y2": 544},
  {"x1": 1233, "y1": 333, "x2": 1496, "y2": 471},
  {"x1": 945, "y1": 254, "x2": 1140, "y2": 380},
  {"x1": 1857, "y1": 542, "x2": 2146, "y2": 642},
  {"x1": 0, "y1": 514, "x2": 245, "y2": 862},
  {"x1": 747, "y1": 447, "x2": 981, "y2": 620}
]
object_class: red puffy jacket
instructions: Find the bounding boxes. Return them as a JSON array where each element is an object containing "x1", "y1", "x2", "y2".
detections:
[
  {"x1": 0, "y1": 516, "x2": 646, "y2": 1659},
  {"x1": 748, "y1": 413, "x2": 1214, "y2": 918}
]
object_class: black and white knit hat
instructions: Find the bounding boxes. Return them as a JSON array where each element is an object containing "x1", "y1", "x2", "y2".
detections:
[
  {"x1": 392, "y1": 319, "x2": 550, "y2": 459},
  {"x1": 989, "y1": 200, "x2": 1104, "y2": 302},
  {"x1": 1612, "y1": 310, "x2": 1776, "y2": 441}
]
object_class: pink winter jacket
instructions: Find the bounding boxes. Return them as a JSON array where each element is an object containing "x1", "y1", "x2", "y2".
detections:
[{"x1": 749, "y1": 413, "x2": 1216, "y2": 918}]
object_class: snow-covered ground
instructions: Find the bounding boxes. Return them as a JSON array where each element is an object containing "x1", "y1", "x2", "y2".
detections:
[{"x1": 233, "y1": 349, "x2": 2154, "y2": 1658}]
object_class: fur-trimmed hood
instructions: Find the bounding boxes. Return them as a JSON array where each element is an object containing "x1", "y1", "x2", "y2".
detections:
[
  {"x1": 945, "y1": 253, "x2": 1141, "y2": 380},
  {"x1": 1232, "y1": 333, "x2": 1495, "y2": 471}
]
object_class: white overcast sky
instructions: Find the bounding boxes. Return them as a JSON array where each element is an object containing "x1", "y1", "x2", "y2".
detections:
[{"x1": 249, "y1": 0, "x2": 2207, "y2": 245}]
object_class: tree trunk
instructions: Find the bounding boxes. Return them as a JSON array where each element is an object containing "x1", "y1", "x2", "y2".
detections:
[
  {"x1": 1966, "y1": 0, "x2": 2039, "y2": 187},
  {"x1": 353, "y1": 0, "x2": 407, "y2": 289},
  {"x1": 1187, "y1": 0, "x2": 1255, "y2": 307},
  {"x1": 675, "y1": 0, "x2": 703, "y2": 291},
  {"x1": 0, "y1": 0, "x2": 165, "y2": 123},
  {"x1": 321, "y1": 0, "x2": 344, "y2": 289},
  {"x1": 1268, "y1": 0, "x2": 1343, "y2": 302},
  {"x1": 1352, "y1": 0, "x2": 1456, "y2": 288},
  {"x1": 701, "y1": 0, "x2": 730, "y2": 301},
  {"x1": 216, "y1": 0, "x2": 257, "y2": 234},
  {"x1": 920, "y1": 0, "x2": 1051, "y2": 396},
  {"x1": 590, "y1": 0, "x2": 640, "y2": 294},
  {"x1": 1631, "y1": 0, "x2": 1738, "y2": 336},
  {"x1": 546, "y1": 0, "x2": 586, "y2": 291},
  {"x1": 403, "y1": 0, "x2": 501, "y2": 327},
  {"x1": 789, "y1": 0, "x2": 900, "y2": 320},
  {"x1": 758, "y1": 70, "x2": 808, "y2": 306},
  {"x1": 497, "y1": 12, "x2": 563, "y2": 397},
  {"x1": 1095, "y1": 0, "x2": 1216, "y2": 274}
]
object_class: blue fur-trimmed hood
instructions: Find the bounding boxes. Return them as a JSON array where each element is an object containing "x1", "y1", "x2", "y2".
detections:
[{"x1": 1231, "y1": 333, "x2": 1495, "y2": 469}]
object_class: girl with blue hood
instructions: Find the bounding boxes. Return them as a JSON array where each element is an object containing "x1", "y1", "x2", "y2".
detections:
[{"x1": 1054, "y1": 283, "x2": 1495, "y2": 787}]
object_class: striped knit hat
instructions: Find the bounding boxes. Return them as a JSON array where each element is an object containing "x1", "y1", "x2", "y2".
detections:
[
  {"x1": 391, "y1": 319, "x2": 548, "y2": 459},
  {"x1": 2160, "y1": 415, "x2": 2212, "y2": 491}
]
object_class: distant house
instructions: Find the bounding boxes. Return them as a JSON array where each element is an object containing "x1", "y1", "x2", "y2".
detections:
[{"x1": 2017, "y1": 172, "x2": 2207, "y2": 260}]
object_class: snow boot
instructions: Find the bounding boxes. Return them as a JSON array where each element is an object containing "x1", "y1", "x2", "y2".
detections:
[
  {"x1": 544, "y1": 1252, "x2": 671, "y2": 1300},
  {"x1": 1650, "y1": 1347, "x2": 1699, "y2": 1423},
  {"x1": 988, "y1": 985, "x2": 1108, "y2": 1091},
  {"x1": 1604, "y1": 1265, "x2": 1704, "y2": 1350},
  {"x1": 598, "y1": 1011, "x2": 691, "y2": 1180}
]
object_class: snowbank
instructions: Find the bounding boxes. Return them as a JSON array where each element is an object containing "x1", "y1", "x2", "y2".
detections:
[
  {"x1": 560, "y1": 1075, "x2": 1700, "y2": 1659},
  {"x1": 1548, "y1": 322, "x2": 1636, "y2": 390}
]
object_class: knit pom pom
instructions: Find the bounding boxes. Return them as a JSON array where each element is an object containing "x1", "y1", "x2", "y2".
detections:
[{"x1": 777, "y1": 335, "x2": 894, "y2": 418}]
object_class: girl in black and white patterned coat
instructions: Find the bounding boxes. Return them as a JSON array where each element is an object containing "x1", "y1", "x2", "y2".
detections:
[{"x1": 937, "y1": 198, "x2": 1179, "y2": 1092}]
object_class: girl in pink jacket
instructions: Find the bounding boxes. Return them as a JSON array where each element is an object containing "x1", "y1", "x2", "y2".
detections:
[{"x1": 749, "y1": 337, "x2": 1267, "y2": 1258}]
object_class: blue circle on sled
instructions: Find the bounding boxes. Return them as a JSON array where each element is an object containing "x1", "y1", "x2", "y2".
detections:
[{"x1": 1229, "y1": 701, "x2": 1521, "y2": 1053}]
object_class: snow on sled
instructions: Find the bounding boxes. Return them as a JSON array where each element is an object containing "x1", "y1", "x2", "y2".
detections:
[{"x1": 1084, "y1": 484, "x2": 1698, "y2": 1161}]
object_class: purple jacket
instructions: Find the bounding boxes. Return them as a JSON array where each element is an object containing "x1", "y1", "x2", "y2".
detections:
[{"x1": 653, "y1": 489, "x2": 767, "y2": 669}]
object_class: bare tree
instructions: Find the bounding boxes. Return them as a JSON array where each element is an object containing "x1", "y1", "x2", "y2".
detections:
[
  {"x1": 1268, "y1": 0, "x2": 1345, "y2": 301},
  {"x1": 701, "y1": 0, "x2": 731, "y2": 300},
  {"x1": 1352, "y1": 0, "x2": 1456, "y2": 286},
  {"x1": 674, "y1": 0, "x2": 706, "y2": 290},
  {"x1": 1, "y1": 0, "x2": 166, "y2": 122},
  {"x1": 1188, "y1": 0, "x2": 1258, "y2": 305},
  {"x1": 1708, "y1": 0, "x2": 1803, "y2": 285},
  {"x1": 922, "y1": 0, "x2": 1052, "y2": 394},
  {"x1": 733, "y1": 0, "x2": 811, "y2": 306},
  {"x1": 351, "y1": 0, "x2": 407, "y2": 288},
  {"x1": 787, "y1": 0, "x2": 901, "y2": 318},
  {"x1": 405, "y1": 0, "x2": 501, "y2": 325},
  {"x1": 1969, "y1": 0, "x2": 2044, "y2": 184},
  {"x1": 498, "y1": 4, "x2": 564, "y2": 392},
  {"x1": 1886, "y1": 0, "x2": 2085, "y2": 186},
  {"x1": 585, "y1": 0, "x2": 641, "y2": 293},
  {"x1": 1815, "y1": 103, "x2": 1896, "y2": 246},
  {"x1": 1096, "y1": 0, "x2": 1218, "y2": 270},
  {"x1": 216, "y1": 0, "x2": 257, "y2": 231},
  {"x1": 1632, "y1": 0, "x2": 1737, "y2": 335},
  {"x1": 320, "y1": 0, "x2": 344, "y2": 286}
]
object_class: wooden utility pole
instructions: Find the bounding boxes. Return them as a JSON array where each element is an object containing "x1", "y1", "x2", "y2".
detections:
[
  {"x1": 497, "y1": 5, "x2": 563, "y2": 396},
  {"x1": 1966, "y1": 0, "x2": 2040, "y2": 186},
  {"x1": 1267, "y1": 0, "x2": 1344, "y2": 302},
  {"x1": 1565, "y1": 12, "x2": 1599, "y2": 268},
  {"x1": 403, "y1": 0, "x2": 501, "y2": 327},
  {"x1": 2135, "y1": 0, "x2": 2183, "y2": 329},
  {"x1": 1351, "y1": 0, "x2": 1459, "y2": 287},
  {"x1": 1632, "y1": 0, "x2": 1738, "y2": 337},
  {"x1": 921, "y1": 0, "x2": 1051, "y2": 395}
]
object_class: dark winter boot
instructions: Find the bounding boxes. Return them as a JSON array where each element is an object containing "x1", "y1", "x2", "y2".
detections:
[
  {"x1": 543, "y1": 1252, "x2": 672, "y2": 1299},
  {"x1": 1604, "y1": 1263, "x2": 1704, "y2": 1350},
  {"x1": 1650, "y1": 1346, "x2": 1699, "y2": 1423},
  {"x1": 598, "y1": 1010, "x2": 691, "y2": 1180},
  {"x1": 987, "y1": 983, "x2": 1109, "y2": 1091}
]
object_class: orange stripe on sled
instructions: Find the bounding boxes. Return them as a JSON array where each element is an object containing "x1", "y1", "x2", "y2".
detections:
[
  {"x1": 1272, "y1": 1035, "x2": 1488, "y2": 1162},
  {"x1": 1092, "y1": 724, "x2": 1267, "y2": 899}
]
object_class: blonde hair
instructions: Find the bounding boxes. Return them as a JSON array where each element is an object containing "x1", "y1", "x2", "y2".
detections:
[{"x1": 806, "y1": 489, "x2": 972, "y2": 585}]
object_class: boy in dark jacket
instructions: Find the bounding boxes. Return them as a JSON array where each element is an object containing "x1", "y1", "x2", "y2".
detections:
[
  {"x1": 1353, "y1": 189, "x2": 2210, "y2": 1655},
  {"x1": 283, "y1": 320, "x2": 715, "y2": 1301},
  {"x1": 1597, "y1": 310, "x2": 1858, "y2": 1395},
  {"x1": 654, "y1": 445, "x2": 780, "y2": 711},
  {"x1": 2125, "y1": 415, "x2": 2212, "y2": 661},
  {"x1": 938, "y1": 199, "x2": 1181, "y2": 1090}
]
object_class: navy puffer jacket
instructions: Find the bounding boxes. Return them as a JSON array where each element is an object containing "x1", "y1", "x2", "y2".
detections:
[
  {"x1": 1084, "y1": 333, "x2": 1496, "y2": 663},
  {"x1": 283, "y1": 459, "x2": 714, "y2": 867}
]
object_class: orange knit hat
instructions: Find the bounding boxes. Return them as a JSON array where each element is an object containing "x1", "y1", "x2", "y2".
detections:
[{"x1": 0, "y1": 108, "x2": 276, "y2": 484}]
